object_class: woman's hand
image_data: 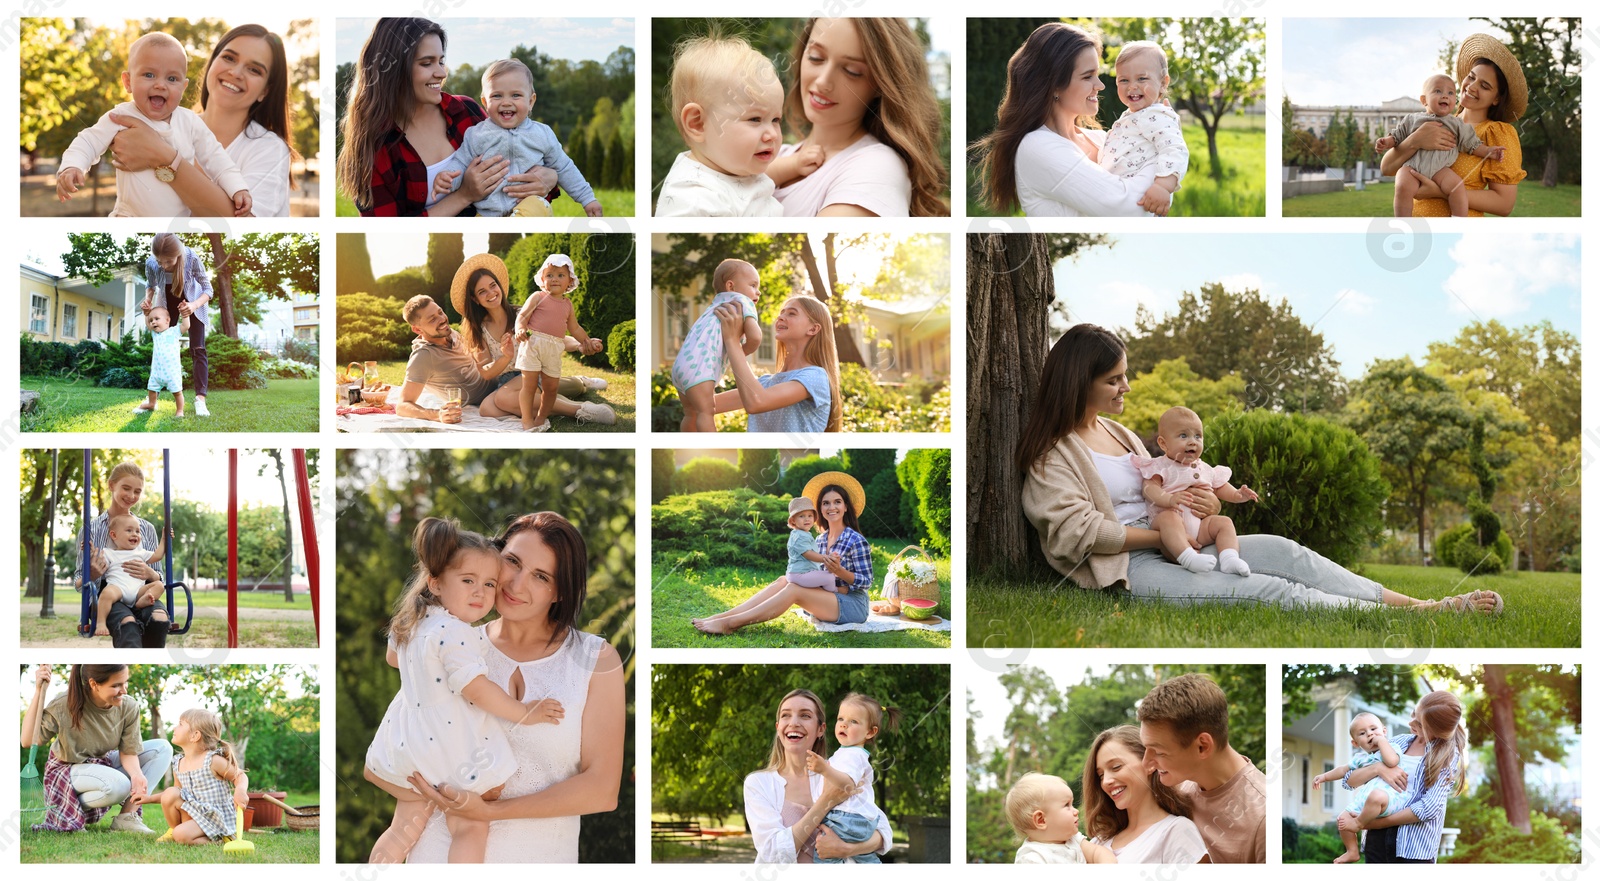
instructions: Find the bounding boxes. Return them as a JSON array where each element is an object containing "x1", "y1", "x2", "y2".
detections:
[
  {"x1": 177, "y1": 299, "x2": 193, "y2": 319},
  {"x1": 813, "y1": 825, "x2": 856, "y2": 860},
  {"x1": 460, "y1": 155, "x2": 512, "y2": 201},
  {"x1": 1186, "y1": 485, "x2": 1220, "y2": 518},
  {"x1": 1374, "y1": 763, "x2": 1408, "y2": 791},
  {"x1": 1402, "y1": 120, "x2": 1457, "y2": 154},
  {"x1": 818, "y1": 772, "x2": 865, "y2": 811},
  {"x1": 127, "y1": 771, "x2": 149, "y2": 805},
  {"x1": 821, "y1": 554, "x2": 848, "y2": 577},
  {"x1": 713, "y1": 302, "x2": 745, "y2": 340},
  {"x1": 1412, "y1": 176, "x2": 1446, "y2": 199},
  {"x1": 124, "y1": 558, "x2": 159, "y2": 583},
  {"x1": 406, "y1": 772, "x2": 492, "y2": 820},
  {"x1": 107, "y1": 114, "x2": 179, "y2": 172},
  {"x1": 1336, "y1": 811, "x2": 1363, "y2": 834},
  {"x1": 502, "y1": 165, "x2": 559, "y2": 201},
  {"x1": 34, "y1": 665, "x2": 52, "y2": 689}
]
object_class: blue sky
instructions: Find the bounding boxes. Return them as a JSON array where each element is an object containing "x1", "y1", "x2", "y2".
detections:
[
  {"x1": 1285, "y1": 19, "x2": 1515, "y2": 106},
  {"x1": 338, "y1": 18, "x2": 633, "y2": 65},
  {"x1": 1058, "y1": 233, "x2": 1581, "y2": 378}
]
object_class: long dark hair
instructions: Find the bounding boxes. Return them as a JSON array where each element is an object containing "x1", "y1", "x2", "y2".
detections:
[
  {"x1": 974, "y1": 22, "x2": 1103, "y2": 214},
  {"x1": 198, "y1": 24, "x2": 301, "y2": 189},
  {"x1": 814, "y1": 484, "x2": 861, "y2": 533},
  {"x1": 68, "y1": 664, "x2": 128, "y2": 731},
  {"x1": 1081, "y1": 725, "x2": 1193, "y2": 841},
  {"x1": 1015, "y1": 324, "x2": 1127, "y2": 473},
  {"x1": 460, "y1": 268, "x2": 508, "y2": 357},
  {"x1": 337, "y1": 18, "x2": 447, "y2": 209},
  {"x1": 499, "y1": 512, "x2": 589, "y2": 645}
]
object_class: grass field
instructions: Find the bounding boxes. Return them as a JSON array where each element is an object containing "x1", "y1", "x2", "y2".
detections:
[
  {"x1": 653, "y1": 539, "x2": 952, "y2": 648},
  {"x1": 19, "y1": 787, "x2": 320, "y2": 863},
  {"x1": 348, "y1": 359, "x2": 636, "y2": 432},
  {"x1": 19, "y1": 587, "x2": 312, "y2": 610},
  {"x1": 20, "y1": 612, "x2": 319, "y2": 648},
  {"x1": 21, "y1": 377, "x2": 319, "y2": 433},
  {"x1": 967, "y1": 564, "x2": 1578, "y2": 648},
  {"x1": 966, "y1": 113, "x2": 1265, "y2": 217},
  {"x1": 336, "y1": 187, "x2": 635, "y2": 218},
  {"x1": 1283, "y1": 181, "x2": 1582, "y2": 216}
]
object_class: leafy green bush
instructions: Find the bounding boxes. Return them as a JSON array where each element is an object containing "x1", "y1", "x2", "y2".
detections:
[
  {"x1": 1204, "y1": 410, "x2": 1389, "y2": 566},
  {"x1": 373, "y1": 267, "x2": 429, "y2": 300},
  {"x1": 651, "y1": 489, "x2": 790, "y2": 561},
  {"x1": 280, "y1": 336, "x2": 319, "y2": 365},
  {"x1": 96, "y1": 367, "x2": 145, "y2": 388},
  {"x1": 843, "y1": 449, "x2": 898, "y2": 487},
  {"x1": 1559, "y1": 548, "x2": 1580, "y2": 573},
  {"x1": 19, "y1": 335, "x2": 77, "y2": 375},
  {"x1": 186, "y1": 334, "x2": 263, "y2": 390},
  {"x1": 1370, "y1": 534, "x2": 1422, "y2": 566},
  {"x1": 75, "y1": 331, "x2": 151, "y2": 379},
  {"x1": 674, "y1": 457, "x2": 742, "y2": 494},
  {"x1": 263, "y1": 358, "x2": 316, "y2": 379},
  {"x1": 780, "y1": 454, "x2": 848, "y2": 499},
  {"x1": 838, "y1": 363, "x2": 950, "y2": 432},
  {"x1": 506, "y1": 234, "x2": 634, "y2": 368},
  {"x1": 337, "y1": 292, "x2": 414, "y2": 362},
  {"x1": 897, "y1": 449, "x2": 952, "y2": 555},
  {"x1": 737, "y1": 448, "x2": 782, "y2": 494},
  {"x1": 1284, "y1": 822, "x2": 1346, "y2": 863},
  {"x1": 1434, "y1": 522, "x2": 1514, "y2": 575},
  {"x1": 1453, "y1": 542, "x2": 1505, "y2": 576},
  {"x1": 607, "y1": 319, "x2": 636, "y2": 372},
  {"x1": 1444, "y1": 796, "x2": 1579, "y2": 863},
  {"x1": 650, "y1": 369, "x2": 683, "y2": 432},
  {"x1": 861, "y1": 469, "x2": 905, "y2": 538}
]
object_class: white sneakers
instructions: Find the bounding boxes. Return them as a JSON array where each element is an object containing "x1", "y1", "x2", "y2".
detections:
[
  {"x1": 578, "y1": 376, "x2": 608, "y2": 392},
  {"x1": 195, "y1": 398, "x2": 210, "y2": 417},
  {"x1": 111, "y1": 812, "x2": 157, "y2": 834},
  {"x1": 575, "y1": 402, "x2": 618, "y2": 425}
]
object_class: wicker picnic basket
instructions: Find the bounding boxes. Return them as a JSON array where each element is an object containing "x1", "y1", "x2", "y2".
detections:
[
  {"x1": 882, "y1": 545, "x2": 940, "y2": 613},
  {"x1": 257, "y1": 794, "x2": 320, "y2": 832}
]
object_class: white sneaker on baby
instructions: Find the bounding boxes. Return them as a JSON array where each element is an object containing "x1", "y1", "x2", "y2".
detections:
[
  {"x1": 1217, "y1": 549, "x2": 1251, "y2": 576},
  {"x1": 1177, "y1": 547, "x2": 1217, "y2": 573}
]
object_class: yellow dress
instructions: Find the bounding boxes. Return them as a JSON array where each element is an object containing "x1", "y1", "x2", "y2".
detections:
[{"x1": 1412, "y1": 120, "x2": 1527, "y2": 217}]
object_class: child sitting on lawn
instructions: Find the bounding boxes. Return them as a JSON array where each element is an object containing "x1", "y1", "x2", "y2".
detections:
[{"x1": 155, "y1": 708, "x2": 249, "y2": 845}]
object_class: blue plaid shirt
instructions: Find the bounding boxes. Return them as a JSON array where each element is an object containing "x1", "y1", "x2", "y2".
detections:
[
  {"x1": 817, "y1": 527, "x2": 872, "y2": 594},
  {"x1": 1344, "y1": 733, "x2": 1453, "y2": 861}
]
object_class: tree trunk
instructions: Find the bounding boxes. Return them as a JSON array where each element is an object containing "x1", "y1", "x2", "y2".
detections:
[
  {"x1": 1484, "y1": 665, "x2": 1532, "y2": 833},
  {"x1": 797, "y1": 233, "x2": 865, "y2": 365},
  {"x1": 1542, "y1": 149, "x2": 1558, "y2": 188},
  {"x1": 275, "y1": 452, "x2": 294, "y2": 602},
  {"x1": 24, "y1": 540, "x2": 44, "y2": 598},
  {"x1": 968, "y1": 234, "x2": 1054, "y2": 574},
  {"x1": 1205, "y1": 118, "x2": 1223, "y2": 180},
  {"x1": 207, "y1": 233, "x2": 239, "y2": 338}
]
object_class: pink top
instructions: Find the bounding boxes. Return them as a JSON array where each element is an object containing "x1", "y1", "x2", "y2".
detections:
[
  {"x1": 518, "y1": 293, "x2": 572, "y2": 338},
  {"x1": 772, "y1": 133, "x2": 912, "y2": 217},
  {"x1": 1130, "y1": 454, "x2": 1232, "y2": 494}
]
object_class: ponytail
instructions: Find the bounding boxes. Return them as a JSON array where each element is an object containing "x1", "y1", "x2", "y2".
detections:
[
  {"x1": 387, "y1": 517, "x2": 497, "y2": 645},
  {"x1": 68, "y1": 664, "x2": 128, "y2": 730}
]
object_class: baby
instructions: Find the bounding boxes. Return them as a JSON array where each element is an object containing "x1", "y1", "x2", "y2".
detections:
[
  {"x1": 1005, "y1": 773, "x2": 1117, "y2": 864},
  {"x1": 133, "y1": 306, "x2": 185, "y2": 418},
  {"x1": 672, "y1": 258, "x2": 763, "y2": 431},
  {"x1": 1375, "y1": 74, "x2": 1506, "y2": 217},
  {"x1": 1131, "y1": 406, "x2": 1259, "y2": 575},
  {"x1": 657, "y1": 36, "x2": 820, "y2": 216},
  {"x1": 804, "y1": 693, "x2": 901, "y2": 863},
  {"x1": 57, "y1": 32, "x2": 250, "y2": 218},
  {"x1": 780, "y1": 497, "x2": 839, "y2": 591},
  {"x1": 1312, "y1": 712, "x2": 1401, "y2": 864},
  {"x1": 1100, "y1": 41, "x2": 1189, "y2": 216},
  {"x1": 94, "y1": 514, "x2": 166, "y2": 637},
  {"x1": 430, "y1": 59, "x2": 601, "y2": 218},
  {"x1": 516, "y1": 254, "x2": 598, "y2": 432}
]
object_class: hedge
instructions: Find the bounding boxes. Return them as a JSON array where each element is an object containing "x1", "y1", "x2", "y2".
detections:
[
  {"x1": 608, "y1": 319, "x2": 636, "y2": 372},
  {"x1": 651, "y1": 489, "x2": 791, "y2": 562},
  {"x1": 675, "y1": 457, "x2": 742, "y2": 495},
  {"x1": 336, "y1": 292, "x2": 414, "y2": 363}
]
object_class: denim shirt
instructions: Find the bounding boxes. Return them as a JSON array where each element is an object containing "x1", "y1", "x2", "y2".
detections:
[
  {"x1": 144, "y1": 247, "x2": 212, "y2": 326},
  {"x1": 434, "y1": 117, "x2": 596, "y2": 216}
]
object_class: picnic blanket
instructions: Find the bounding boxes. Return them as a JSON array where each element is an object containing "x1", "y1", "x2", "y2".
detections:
[
  {"x1": 335, "y1": 395, "x2": 527, "y2": 433},
  {"x1": 792, "y1": 608, "x2": 951, "y2": 633}
]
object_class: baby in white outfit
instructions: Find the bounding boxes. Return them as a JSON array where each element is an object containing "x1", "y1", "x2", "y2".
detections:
[
  {"x1": 1006, "y1": 773, "x2": 1117, "y2": 864},
  {"x1": 1099, "y1": 41, "x2": 1189, "y2": 216}
]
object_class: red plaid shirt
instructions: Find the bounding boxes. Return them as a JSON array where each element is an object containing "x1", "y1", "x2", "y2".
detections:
[{"x1": 361, "y1": 92, "x2": 486, "y2": 217}]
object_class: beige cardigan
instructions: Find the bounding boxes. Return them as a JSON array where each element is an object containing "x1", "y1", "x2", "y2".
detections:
[{"x1": 1021, "y1": 417, "x2": 1146, "y2": 590}]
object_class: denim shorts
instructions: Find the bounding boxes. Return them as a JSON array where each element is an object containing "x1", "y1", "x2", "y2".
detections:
[{"x1": 832, "y1": 588, "x2": 870, "y2": 625}]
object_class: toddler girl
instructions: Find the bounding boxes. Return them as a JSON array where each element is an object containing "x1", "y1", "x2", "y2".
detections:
[
  {"x1": 658, "y1": 36, "x2": 816, "y2": 216},
  {"x1": 57, "y1": 32, "x2": 250, "y2": 217},
  {"x1": 155, "y1": 708, "x2": 248, "y2": 845},
  {"x1": 804, "y1": 693, "x2": 901, "y2": 863},
  {"x1": 516, "y1": 254, "x2": 599, "y2": 433},
  {"x1": 133, "y1": 306, "x2": 185, "y2": 418},
  {"x1": 1375, "y1": 74, "x2": 1506, "y2": 217},
  {"x1": 1100, "y1": 41, "x2": 1189, "y2": 216},
  {"x1": 1312, "y1": 712, "x2": 1400, "y2": 864},
  {"x1": 673, "y1": 258, "x2": 763, "y2": 431},
  {"x1": 365, "y1": 518, "x2": 565, "y2": 863},
  {"x1": 1004, "y1": 773, "x2": 1117, "y2": 863},
  {"x1": 781, "y1": 497, "x2": 838, "y2": 590},
  {"x1": 92, "y1": 514, "x2": 165, "y2": 637},
  {"x1": 1131, "y1": 406, "x2": 1259, "y2": 575}
]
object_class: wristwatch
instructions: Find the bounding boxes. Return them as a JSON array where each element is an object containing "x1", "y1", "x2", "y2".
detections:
[{"x1": 154, "y1": 148, "x2": 179, "y2": 183}]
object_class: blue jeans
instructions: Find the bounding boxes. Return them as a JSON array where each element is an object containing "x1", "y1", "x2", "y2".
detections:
[
  {"x1": 815, "y1": 809, "x2": 878, "y2": 863},
  {"x1": 1125, "y1": 534, "x2": 1385, "y2": 608}
]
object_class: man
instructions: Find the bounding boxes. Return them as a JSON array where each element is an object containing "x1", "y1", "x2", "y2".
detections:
[
  {"x1": 396, "y1": 295, "x2": 614, "y2": 425},
  {"x1": 1137, "y1": 673, "x2": 1265, "y2": 863}
]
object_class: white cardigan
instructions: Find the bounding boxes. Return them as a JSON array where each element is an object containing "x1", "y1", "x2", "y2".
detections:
[{"x1": 743, "y1": 769, "x2": 893, "y2": 863}]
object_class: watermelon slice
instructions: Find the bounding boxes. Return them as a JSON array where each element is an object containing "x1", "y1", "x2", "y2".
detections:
[{"x1": 901, "y1": 597, "x2": 938, "y2": 620}]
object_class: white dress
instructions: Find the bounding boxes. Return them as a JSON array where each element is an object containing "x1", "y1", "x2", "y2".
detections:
[
  {"x1": 365, "y1": 607, "x2": 517, "y2": 794},
  {"x1": 409, "y1": 627, "x2": 605, "y2": 863},
  {"x1": 1091, "y1": 813, "x2": 1208, "y2": 863}
]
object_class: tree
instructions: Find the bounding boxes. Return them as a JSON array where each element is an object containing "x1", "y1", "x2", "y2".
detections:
[
  {"x1": 125, "y1": 666, "x2": 181, "y2": 751},
  {"x1": 968, "y1": 234, "x2": 1107, "y2": 575},
  {"x1": 487, "y1": 233, "x2": 523, "y2": 257},
  {"x1": 1426, "y1": 319, "x2": 1580, "y2": 444},
  {"x1": 336, "y1": 233, "x2": 375, "y2": 294},
  {"x1": 1120, "y1": 358, "x2": 1245, "y2": 439},
  {"x1": 426, "y1": 233, "x2": 465, "y2": 322},
  {"x1": 1281, "y1": 665, "x2": 1420, "y2": 728},
  {"x1": 1474, "y1": 18, "x2": 1582, "y2": 186},
  {"x1": 20, "y1": 449, "x2": 86, "y2": 599},
  {"x1": 182, "y1": 665, "x2": 319, "y2": 773},
  {"x1": 737, "y1": 448, "x2": 782, "y2": 494}
]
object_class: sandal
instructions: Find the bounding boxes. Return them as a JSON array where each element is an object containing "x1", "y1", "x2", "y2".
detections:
[{"x1": 1435, "y1": 589, "x2": 1504, "y2": 616}]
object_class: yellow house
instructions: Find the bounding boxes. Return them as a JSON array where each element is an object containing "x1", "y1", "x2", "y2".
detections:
[
  {"x1": 21, "y1": 262, "x2": 141, "y2": 343},
  {"x1": 292, "y1": 293, "x2": 320, "y2": 341}
]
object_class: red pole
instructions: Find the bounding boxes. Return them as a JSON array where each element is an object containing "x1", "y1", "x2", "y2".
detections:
[
  {"x1": 228, "y1": 449, "x2": 238, "y2": 649},
  {"x1": 292, "y1": 449, "x2": 321, "y2": 646}
]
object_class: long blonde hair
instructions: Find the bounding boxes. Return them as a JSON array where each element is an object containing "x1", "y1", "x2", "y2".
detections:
[
  {"x1": 151, "y1": 235, "x2": 193, "y2": 329},
  {"x1": 786, "y1": 18, "x2": 948, "y2": 217},
  {"x1": 1417, "y1": 691, "x2": 1469, "y2": 795},
  {"x1": 778, "y1": 296, "x2": 842, "y2": 432},
  {"x1": 336, "y1": 18, "x2": 447, "y2": 211},
  {"x1": 387, "y1": 517, "x2": 499, "y2": 645},
  {"x1": 180, "y1": 707, "x2": 242, "y2": 773},
  {"x1": 765, "y1": 689, "x2": 827, "y2": 772}
]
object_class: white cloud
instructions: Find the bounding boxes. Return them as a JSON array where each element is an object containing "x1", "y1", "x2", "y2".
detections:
[
  {"x1": 1444, "y1": 233, "x2": 1580, "y2": 317},
  {"x1": 1332, "y1": 288, "x2": 1377, "y2": 316}
]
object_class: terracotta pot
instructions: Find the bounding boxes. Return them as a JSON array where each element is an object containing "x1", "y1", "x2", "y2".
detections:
[
  {"x1": 242, "y1": 805, "x2": 254, "y2": 833},
  {"x1": 247, "y1": 791, "x2": 288, "y2": 827}
]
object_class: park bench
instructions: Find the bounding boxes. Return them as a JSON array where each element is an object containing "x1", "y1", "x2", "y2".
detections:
[{"x1": 651, "y1": 820, "x2": 718, "y2": 860}]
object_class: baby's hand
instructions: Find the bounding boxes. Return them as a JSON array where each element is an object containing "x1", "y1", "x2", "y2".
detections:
[
  {"x1": 796, "y1": 144, "x2": 826, "y2": 177},
  {"x1": 1311, "y1": 771, "x2": 1334, "y2": 788},
  {"x1": 56, "y1": 167, "x2": 85, "y2": 201},
  {"x1": 583, "y1": 200, "x2": 604, "y2": 217},
  {"x1": 232, "y1": 189, "x2": 252, "y2": 216},
  {"x1": 1138, "y1": 184, "x2": 1172, "y2": 216},
  {"x1": 1374, "y1": 135, "x2": 1396, "y2": 153},
  {"x1": 522, "y1": 697, "x2": 565, "y2": 725},
  {"x1": 1482, "y1": 145, "x2": 1506, "y2": 162},
  {"x1": 584, "y1": 338, "x2": 604, "y2": 355},
  {"x1": 805, "y1": 750, "x2": 827, "y2": 774},
  {"x1": 434, "y1": 169, "x2": 461, "y2": 197},
  {"x1": 1237, "y1": 484, "x2": 1259, "y2": 503}
]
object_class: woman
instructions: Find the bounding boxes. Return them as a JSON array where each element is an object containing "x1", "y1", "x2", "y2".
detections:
[
  {"x1": 1018, "y1": 323, "x2": 1504, "y2": 612},
  {"x1": 773, "y1": 18, "x2": 947, "y2": 217},
  {"x1": 21, "y1": 664, "x2": 173, "y2": 834},
  {"x1": 744, "y1": 689, "x2": 891, "y2": 862},
  {"x1": 336, "y1": 18, "x2": 557, "y2": 217},
  {"x1": 1082, "y1": 726, "x2": 1207, "y2": 863},
  {"x1": 1337, "y1": 691, "x2": 1467, "y2": 864},
  {"x1": 693, "y1": 473, "x2": 872, "y2": 634},
  {"x1": 974, "y1": 22, "x2": 1156, "y2": 217},
  {"x1": 405, "y1": 512, "x2": 625, "y2": 862},
  {"x1": 712, "y1": 295, "x2": 843, "y2": 433},
  {"x1": 76, "y1": 460, "x2": 170, "y2": 648},
  {"x1": 108, "y1": 24, "x2": 299, "y2": 217},
  {"x1": 1380, "y1": 34, "x2": 1526, "y2": 217}
]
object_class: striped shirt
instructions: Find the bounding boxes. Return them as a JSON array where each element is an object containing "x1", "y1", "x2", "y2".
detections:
[
  {"x1": 817, "y1": 527, "x2": 873, "y2": 594},
  {"x1": 145, "y1": 246, "x2": 213, "y2": 326},
  {"x1": 1344, "y1": 733, "x2": 1452, "y2": 861}
]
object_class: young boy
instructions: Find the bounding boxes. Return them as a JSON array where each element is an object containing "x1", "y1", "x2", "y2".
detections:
[
  {"x1": 93, "y1": 514, "x2": 166, "y2": 637},
  {"x1": 430, "y1": 58, "x2": 601, "y2": 218},
  {"x1": 58, "y1": 32, "x2": 250, "y2": 217},
  {"x1": 133, "y1": 306, "x2": 185, "y2": 418},
  {"x1": 1313, "y1": 712, "x2": 1402, "y2": 864},
  {"x1": 671, "y1": 258, "x2": 763, "y2": 431},
  {"x1": 1004, "y1": 773, "x2": 1117, "y2": 863},
  {"x1": 1137, "y1": 673, "x2": 1266, "y2": 863}
]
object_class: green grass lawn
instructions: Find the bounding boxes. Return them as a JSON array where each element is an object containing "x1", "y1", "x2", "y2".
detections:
[
  {"x1": 19, "y1": 787, "x2": 321, "y2": 863},
  {"x1": 1283, "y1": 180, "x2": 1582, "y2": 216},
  {"x1": 21, "y1": 377, "x2": 319, "y2": 433},
  {"x1": 653, "y1": 539, "x2": 951, "y2": 648},
  {"x1": 19, "y1": 587, "x2": 312, "y2": 610},
  {"x1": 965, "y1": 113, "x2": 1264, "y2": 217},
  {"x1": 968, "y1": 564, "x2": 1577, "y2": 648},
  {"x1": 337, "y1": 187, "x2": 634, "y2": 217},
  {"x1": 348, "y1": 359, "x2": 636, "y2": 432}
]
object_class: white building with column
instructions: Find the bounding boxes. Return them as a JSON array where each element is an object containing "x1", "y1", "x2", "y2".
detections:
[{"x1": 1291, "y1": 97, "x2": 1425, "y2": 140}]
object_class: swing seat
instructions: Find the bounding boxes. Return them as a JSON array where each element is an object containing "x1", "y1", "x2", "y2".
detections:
[
  {"x1": 77, "y1": 582, "x2": 101, "y2": 638},
  {"x1": 166, "y1": 580, "x2": 195, "y2": 635}
]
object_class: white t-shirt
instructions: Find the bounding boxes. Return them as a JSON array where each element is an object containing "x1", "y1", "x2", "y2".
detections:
[
  {"x1": 827, "y1": 746, "x2": 877, "y2": 817},
  {"x1": 1016, "y1": 837, "x2": 1087, "y2": 863},
  {"x1": 222, "y1": 120, "x2": 292, "y2": 217},
  {"x1": 1091, "y1": 813, "x2": 1208, "y2": 864},
  {"x1": 743, "y1": 769, "x2": 892, "y2": 863},
  {"x1": 656, "y1": 151, "x2": 784, "y2": 217},
  {"x1": 101, "y1": 547, "x2": 152, "y2": 596},
  {"x1": 1015, "y1": 126, "x2": 1156, "y2": 217},
  {"x1": 1093, "y1": 451, "x2": 1149, "y2": 525},
  {"x1": 773, "y1": 133, "x2": 912, "y2": 217}
]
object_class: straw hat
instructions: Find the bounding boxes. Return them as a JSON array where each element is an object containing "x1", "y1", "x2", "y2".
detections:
[
  {"x1": 1456, "y1": 34, "x2": 1528, "y2": 122},
  {"x1": 787, "y1": 496, "x2": 818, "y2": 529},
  {"x1": 802, "y1": 471, "x2": 867, "y2": 518},
  {"x1": 450, "y1": 254, "x2": 511, "y2": 318}
]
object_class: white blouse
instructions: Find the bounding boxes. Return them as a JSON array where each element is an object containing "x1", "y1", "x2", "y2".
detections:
[
  {"x1": 222, "y1": 120, "x2": 292, "y2": 217},
  {"x1": 743, "y1": 769, "x2": 893, "y2": 863},
  {"x1": 1015, "y1": 126, "x2": 1155, "y2": 217},
  {"x1": 1091, "y1": 813, "x2": 1208, "y2": 863}
]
